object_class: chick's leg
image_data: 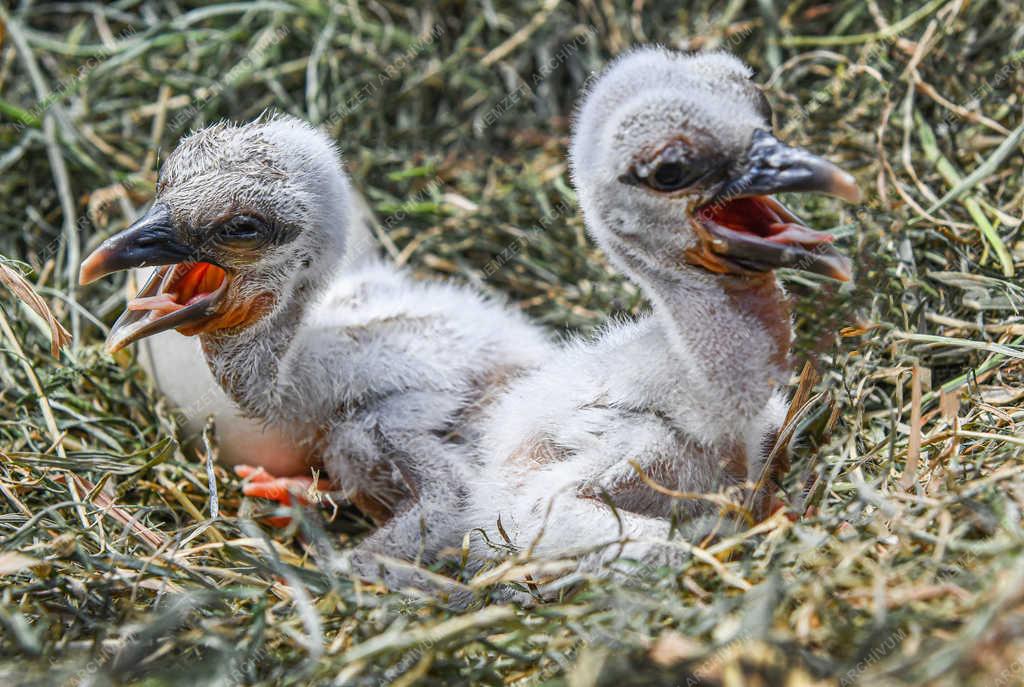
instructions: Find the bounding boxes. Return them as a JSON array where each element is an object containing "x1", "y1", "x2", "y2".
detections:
[
  {"x1": 330, "y1": 428, "x2": 469, "y2": 593},
  {"x1": 320, "y1": 473, "x2": 469, "y2": 601}
]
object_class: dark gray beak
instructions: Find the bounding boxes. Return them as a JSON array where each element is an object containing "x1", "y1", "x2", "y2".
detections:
[
  {"x1": 714, "y1": 129, "x2": 862, "y2": 204},
  {"x1": 79, "y1": 203, "x2": 228, "y2": 354},
  {"x1": 79, "y1": 204, "x2": 193, "y2": 285}
]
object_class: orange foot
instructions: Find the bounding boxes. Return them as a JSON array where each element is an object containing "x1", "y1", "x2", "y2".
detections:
[{"x1": 234, "y1": 465, "x2": 332, "y2": 527}]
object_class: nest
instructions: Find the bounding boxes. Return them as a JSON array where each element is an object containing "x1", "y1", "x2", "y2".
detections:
[{"x1": 1, "y1": 1, "x2": 1022, "y2": 685}]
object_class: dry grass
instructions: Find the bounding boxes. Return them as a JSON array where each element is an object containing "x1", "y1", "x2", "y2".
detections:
[{"x1": 1, "y1": 1, "x2": 1023, "y2": 685}]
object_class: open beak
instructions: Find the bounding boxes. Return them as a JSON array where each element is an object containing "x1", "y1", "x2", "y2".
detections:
[
  {"x1": 686, "y1": 129, "x2": 861, "y2": 281},
  {"x1": 79, "y1": 204, "x2": 228, "y2": 353}
]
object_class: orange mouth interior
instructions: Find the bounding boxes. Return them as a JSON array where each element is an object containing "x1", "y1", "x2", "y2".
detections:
[
  {"x1": 696, "y1": 196, "x2": 833, "y2": 248},
  {"x1": 127, "y1": 262, "x2": 227, "y2": 316},
  {"x1": 701, "y1": 197, "x2": 786, "y2": 238}
]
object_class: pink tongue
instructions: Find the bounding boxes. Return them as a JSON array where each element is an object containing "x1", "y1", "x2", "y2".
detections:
[
  {"x1": 768, "y1": 223, "x2": 834, "y2": 246},
  {"x1": 127, "y1": 293, "x2": 183, "y2": 315}
]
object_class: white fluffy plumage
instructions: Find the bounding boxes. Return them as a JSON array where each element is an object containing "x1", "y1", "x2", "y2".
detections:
[
  {"x1": 146, "y1": 114, "x2": 552, "y2": 582},
  {"x1": 465, "y1": 48, "x2": 794, "y2": 579}
]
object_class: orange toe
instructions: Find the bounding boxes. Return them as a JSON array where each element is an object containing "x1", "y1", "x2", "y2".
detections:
[
  {"x1": 242, "y1": 477, "x2": 311, "y2": 506},
  {"x1": 236, "y1": 466, "x2": 332, "y2": 505},
  {"x1": 234, "y1": 465, "x2": 276, "y2": 483},
  {"x1": 235, "y1": 465, "x2": 335, "y2": 529}
]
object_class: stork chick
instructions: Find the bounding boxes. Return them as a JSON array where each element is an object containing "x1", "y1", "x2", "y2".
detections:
[
  {"x1": 79, "y1": 115, "x2": 551, "y2": 581},
  {"x1": 467, "y1": 48, "x2": 860, "y2": 580}
]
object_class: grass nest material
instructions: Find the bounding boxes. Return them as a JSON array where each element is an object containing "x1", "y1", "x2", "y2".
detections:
[{"x1": 1, "y1": 1, "x2": 1023, "y2": 685}]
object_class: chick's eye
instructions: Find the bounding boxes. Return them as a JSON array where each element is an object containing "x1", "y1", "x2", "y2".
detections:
[
  {"x1": 648, "y1": 161, "x2": 692, "y2": 191},
  {"x1": 220, "y1": 215, "x2": 266, "y2": 244}
]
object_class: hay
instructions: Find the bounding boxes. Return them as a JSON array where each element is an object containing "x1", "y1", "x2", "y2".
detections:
[{"x1": 1, "y1": 1, "x2": 1022, "y2": 685}]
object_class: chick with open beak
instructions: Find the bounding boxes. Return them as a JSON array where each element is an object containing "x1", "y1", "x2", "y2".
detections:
[
  {"x1": 466, "y1": 48, "x2": 861, "y2": 589},
  {"x1": 79, "y1": 115, "x2": 552, "y2": 588}
]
